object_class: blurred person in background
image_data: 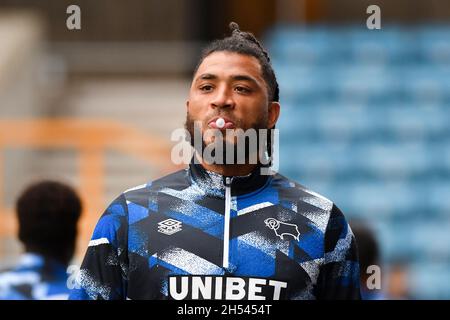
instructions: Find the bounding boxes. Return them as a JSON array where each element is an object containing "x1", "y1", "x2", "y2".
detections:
[
  {"x1": 0, "y1": 181, "x2": 82, "y2": 300},
  {"x1": 351, "y1": 221, "x2": 385, "y2": 300}
]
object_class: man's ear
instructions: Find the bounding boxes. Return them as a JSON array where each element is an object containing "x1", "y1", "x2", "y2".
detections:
[
  {"x1": 186, "y1": 100, "x2": 190, "y2": 111},
  {"x1": 268, "y1": 101, "x2": 280, "y2": 129}
]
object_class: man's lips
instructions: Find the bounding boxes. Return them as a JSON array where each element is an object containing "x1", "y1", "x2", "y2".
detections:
[{"x1": 208, "y1": 116, "x2": 236, "y2": 129}]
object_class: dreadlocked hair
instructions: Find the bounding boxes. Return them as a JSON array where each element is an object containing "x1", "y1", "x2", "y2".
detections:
[{"x1": 194, "y1": 22, "x2": 280, "y2": 103}]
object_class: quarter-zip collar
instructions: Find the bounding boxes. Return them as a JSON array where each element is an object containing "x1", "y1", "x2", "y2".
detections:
[{"x1": 188, "y1": 157, "x2": 271, "y2": 197}]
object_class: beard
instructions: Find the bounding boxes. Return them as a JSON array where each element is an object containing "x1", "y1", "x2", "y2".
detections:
[{"x1": 184, "y1": 112, "x2": 270, "y2": 165}]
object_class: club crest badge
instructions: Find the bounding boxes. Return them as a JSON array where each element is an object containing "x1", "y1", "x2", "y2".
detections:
[{"x1": 264, "y1": 218, "x2": 300, "y2": 241}]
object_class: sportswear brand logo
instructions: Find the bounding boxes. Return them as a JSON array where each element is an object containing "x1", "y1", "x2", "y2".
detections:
[
  {"x1": 158, "y1": 219, "x2": 182, "y2": 235},
  {"x1": 264, "y1": 218, "x2": 300, "y2": 241}
]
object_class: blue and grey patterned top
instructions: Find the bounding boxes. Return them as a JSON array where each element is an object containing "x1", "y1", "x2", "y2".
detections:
[{"x1": 70, "y1": 161, "x2": 360, "y2": 300}]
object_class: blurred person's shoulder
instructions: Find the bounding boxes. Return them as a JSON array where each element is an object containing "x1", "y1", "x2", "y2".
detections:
[
  {"x1": 0, "y1": 266, "x2": 28, "y2": 299},
  {"x1": 0, "y1": 253, "x2": 69, "y2": 300}
]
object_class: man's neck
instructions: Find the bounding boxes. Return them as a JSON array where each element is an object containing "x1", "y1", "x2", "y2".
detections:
[{"x1": 194, "y1": 153, "x2": 258, "y2": 176}]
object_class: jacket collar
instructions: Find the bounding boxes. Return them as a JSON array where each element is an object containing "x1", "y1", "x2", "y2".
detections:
[{"x1": 188, "y1": 157, "x2": 271, "y2": 197}]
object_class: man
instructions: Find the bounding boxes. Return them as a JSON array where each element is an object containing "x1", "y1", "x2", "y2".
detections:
[
  {"x1": 70, "y1": 22, "x2": 360, "y2": 300},
  {"x1": 0, "y1": 181, "x2": 82, "y2": 299}
]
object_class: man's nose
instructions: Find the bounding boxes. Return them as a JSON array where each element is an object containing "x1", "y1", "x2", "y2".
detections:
[{"x1": 210, "y1": 87, "x2": 235, "y2": 110}]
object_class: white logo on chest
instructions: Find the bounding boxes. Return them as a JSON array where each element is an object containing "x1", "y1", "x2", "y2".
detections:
[
  {"x1": 264, "y1": 218, "x2": 300, "y2": 241},
  {"x1": 158, "y1": 219, "x2": 182, "y2": 235}
]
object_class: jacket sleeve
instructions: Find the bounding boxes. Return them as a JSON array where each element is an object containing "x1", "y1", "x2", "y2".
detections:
[
  {"x1": 315, "y1": 204, "x2": 361, "y2": 300},
  {"x1": 69, "y1": 194, "x2": 129, "y2": 300}
]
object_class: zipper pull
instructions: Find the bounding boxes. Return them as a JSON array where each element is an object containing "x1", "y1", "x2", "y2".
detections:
[{"x1": 225, "y1": 177, "x2": 231, "y2": 187}]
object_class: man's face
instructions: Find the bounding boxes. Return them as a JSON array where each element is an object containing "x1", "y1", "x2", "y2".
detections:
[{"x1": 185, "y1": 51, "x2": 279, "y2": 155}]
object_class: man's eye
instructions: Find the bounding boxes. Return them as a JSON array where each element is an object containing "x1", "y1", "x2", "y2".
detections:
[
  {"x1": 200, "y1": 85, "x2": 213, "y2": 91},
  {"x1": 235, "y1": 86, "x2": 250, "y2": 93}
]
